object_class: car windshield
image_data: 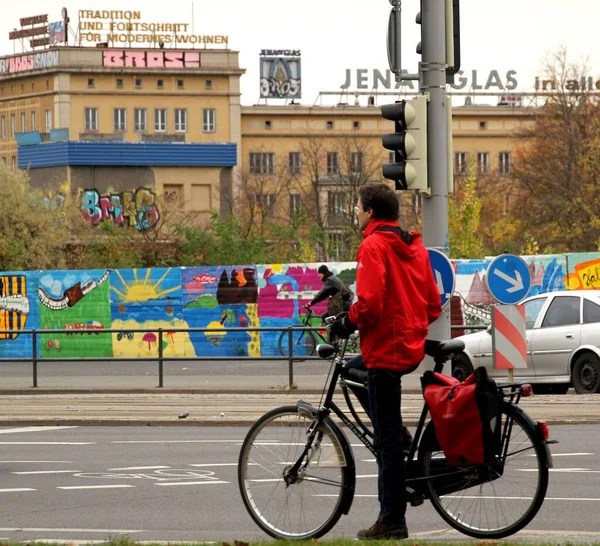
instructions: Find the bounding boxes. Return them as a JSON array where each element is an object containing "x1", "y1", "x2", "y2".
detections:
[{"x1": 524, "y1": 297, "x2": 547, "y2": 329}]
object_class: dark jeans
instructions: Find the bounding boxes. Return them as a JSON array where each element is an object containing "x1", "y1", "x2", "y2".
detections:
[{"x1": 368, "y1": 368, "x2": 406, "y2": 525}]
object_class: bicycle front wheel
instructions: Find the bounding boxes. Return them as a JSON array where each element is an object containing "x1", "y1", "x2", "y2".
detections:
[
  {"x1": 421, "y1": 401, "x2": 549, "y2": 539},
  {"x1": 278, "y1": 329, "x2": 317, "y2": 357},
  {"x1": 238, "y1": 406, "x2": 353, "y2": 539}
]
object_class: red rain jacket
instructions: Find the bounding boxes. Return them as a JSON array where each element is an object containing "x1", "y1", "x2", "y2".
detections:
[{"x1": 348, "y1": 220, "x2": 442, "y2": 371}]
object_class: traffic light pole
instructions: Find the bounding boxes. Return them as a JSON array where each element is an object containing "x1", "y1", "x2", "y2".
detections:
[{"x1": 421, "y1": 0, "x2": 451, "y2": 342}]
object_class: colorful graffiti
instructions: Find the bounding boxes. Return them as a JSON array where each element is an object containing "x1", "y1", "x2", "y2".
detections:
[
  {"x1": 1, "y1": 252, "x2": 600, "y2": 359},
  {"x1": 81, "y1": 188, "x2": 160, "y2": 230}
]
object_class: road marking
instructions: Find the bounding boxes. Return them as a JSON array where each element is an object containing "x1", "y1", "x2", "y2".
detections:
[
  {"x1": 0, "y1": 488, "x2": 36, "y2": 492},
  {"x1": 0, "y1": 460, "x2": 74, "y2": 463},
  {"x1": 189, "y1": 463, "x2": 241, "y2": 467},
  {"x1": 552, "y1": 452, "x2": 594, "y2": 457},
  {"x1": 0, "y1": 442, "x2": 94, "y2": 445},
  {"x1": 57, "y1": 485, "x2": 136, "y2": 490},
  {"x1": 12, "y1": 470, "x2": 81, "y2": 474},
  {"x1": 154, "y1": 480, "x2": 229, "y2": 486},
  {"x1": 111, "y1": 440, "x2": 242, "y2": 444},
  {"x1": 519, "y1": 468, "x2": 600, "y2": 473},
  {"x1": 108, "y1": 466, "x2": 171, "y2": 470},
  {"x1": 0, "y1": 426, "x2": 78, "y2": 434},
  {"x1": 0, "y1": 527, "x2": 145, "y2": 533}
]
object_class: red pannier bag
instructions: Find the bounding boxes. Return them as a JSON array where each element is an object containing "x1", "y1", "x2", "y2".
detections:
[{"x1": 422, "y1": 366, "x2": 502, "y2": 466}]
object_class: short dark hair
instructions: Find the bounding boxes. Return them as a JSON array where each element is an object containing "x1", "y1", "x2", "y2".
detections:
[{"x1": 358, "y1": 183, "x2": 399, "y2": 221}]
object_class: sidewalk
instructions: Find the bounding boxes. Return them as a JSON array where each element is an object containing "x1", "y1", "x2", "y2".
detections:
[{"x1": 1, "y1": 390, "x2": 598, "y2": 426}]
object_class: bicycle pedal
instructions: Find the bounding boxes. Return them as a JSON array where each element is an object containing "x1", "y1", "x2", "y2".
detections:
[{"x1": 406, "y1": 487, "x2": 424, "y2": 507}]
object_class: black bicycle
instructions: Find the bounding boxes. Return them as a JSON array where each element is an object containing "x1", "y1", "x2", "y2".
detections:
[
  {"x1": 239, "y1": 333, "x2": 555, "y2": 540},
  {"x1": 278, "y1": 308, "x2": 359, "y2": 357}
]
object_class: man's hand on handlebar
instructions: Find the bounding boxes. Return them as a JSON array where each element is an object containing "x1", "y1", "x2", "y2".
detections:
[{"x1": 303, "y1": 303, "x2": 311, "y2": 310}]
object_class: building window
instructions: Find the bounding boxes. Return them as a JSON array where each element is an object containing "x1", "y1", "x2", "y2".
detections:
[
  {"x1": 328, "y1": 191, "x2": 348, "y2": 217},
  {"x1": 479, "y1": 121, "x2": 487, "y2": 130},
  {"x1": 116, "y1": 78, "x2": 124, "y2": 88},
  {"x1": 157, "y1": 79, "x2": 164, "y2": 89},
  {"x1": 288, "y1": 152, "x2": 301, "y2": 175},
  {"x1": 31, "y1": 82, "x2": 35, "y2": 91},
  {"x1": 1, "y1": 115, "x2": 5, "y2": 139},
  {"x1": 135, "y1": 78, "x2": 142, "y2": 88},
  {"x1": 31, "y1": 111, "x2": 36, "y2": 131},
  {"x1": 290, "y1": 193, "x2": 303, "y2": 216},
  {"x1": 154, "y1": 108, "x2": 167, "y2": 132},
  {"x1": 265, "y1": 120, "x2": 272, "y2": 129},
  {"x1": 174, "y1": 108, "x2": 187, "y2": 132},
  {"x1": 454, "y1": 152, "x2": 468, "y2": 175},
  {"x1": 388, "y1": 151, "x2": 395, "y2": 164},
  {"x1": 46, "y1": 79, "x2": 49, "y2": 90},
  {"x1": 353, "y1": 121, "x2": 360, "y2": 129},
  {"x1": 1, "y1": 156, "x2": 5, "y2": 166},
  {"x1": 177, "y1": 79, "x2": 184, "y2": 89},
  {"x1": 327, "y1": 152, "x2": 339, "y2": 175},
  {"x1": 249, "y1": 193, "x2": 276, "y2": 216},
  {"x1": 85, "y1": 107, "x2": 98, "y2": 131},
  {"x1": 20, "y1": 112, "x2": 26, "y2": 132},
  {"x1": 113, "y1": 108, "x2": 126, "y2": 131},
  {"x1": 202, "y1": 108, "x2": 216, "y2": 132},
  {"x1": 205, "y1": 80, "x2": 213, "y2": 89},
  {"x1": 45, "y1": 109, "x2": 52, "y2": 132},
  {"x1": 499, "y1": 151, "x2": 512, "y2": 175},
  {"x1": 87, "y1": 78, "x2": 95, "y2": 87},
  {"x1": 134, "y1": 108, "x2": 147, "y2": 132},
  {"x1": 249, "y1": 152, "x2": 275, "y2": 175},
  {"x1": 327, "y1": 232, "x2": 346, "y2": 261},
  {"x1": 326, "y1": 120, "x2": 334, "y2": 129},
  {"x1": 11, "y1": 155, "x2": 16, "y2": 172},
  {"x1": 10, "y1": 114, "x2": 16, "y2": 137},
  {"x1": 351, "y1": 152, "x2": 363, "y2": 174},
  {"x1": 477, "y1": 152, "x2": 490, "y2": 175}
]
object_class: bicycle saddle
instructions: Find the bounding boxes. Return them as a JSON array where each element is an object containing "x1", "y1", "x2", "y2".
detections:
[{"x1": 425, "y1": 339, "x2": 465, "y2": 359}]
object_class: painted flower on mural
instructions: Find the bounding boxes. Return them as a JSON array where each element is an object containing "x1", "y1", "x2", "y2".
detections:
[{"x1": 142, "y1": 332, "x2": 157, "y2": 350}]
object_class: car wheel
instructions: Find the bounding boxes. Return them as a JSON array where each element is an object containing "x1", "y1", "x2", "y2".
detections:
[
  {"x1": 452, "y1": 353, "x2": 474, "y2": 382},
  {"x1": 572, "y1": 353, "x2": 600, "y2": 394}
]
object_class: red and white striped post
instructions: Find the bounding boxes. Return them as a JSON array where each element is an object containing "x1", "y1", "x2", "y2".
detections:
[{"x1": 491, "y1": 304, "x2": 527, "y2": 383}]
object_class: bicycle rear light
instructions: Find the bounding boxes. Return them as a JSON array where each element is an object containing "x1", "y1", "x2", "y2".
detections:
[
  {"x1": 521, "y1": 383, "x2": 533, "y2": 397},
  {"x1": 538, "y1": 420, "x2": 550, "y2": 441}
]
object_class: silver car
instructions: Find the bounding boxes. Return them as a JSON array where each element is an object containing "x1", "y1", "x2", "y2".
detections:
[{"x1": 451, "y1": 290, "x2": 600, "y2": 394}]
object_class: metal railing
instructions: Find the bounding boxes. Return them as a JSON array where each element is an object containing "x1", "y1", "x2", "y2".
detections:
[{"x1": 0, "y1": 323, "x2": 488, "y2": 388}]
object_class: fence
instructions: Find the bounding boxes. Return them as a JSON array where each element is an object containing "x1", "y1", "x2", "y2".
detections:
[{"x1": 0, "y1": 324, "x2": 486, "y2": 388}]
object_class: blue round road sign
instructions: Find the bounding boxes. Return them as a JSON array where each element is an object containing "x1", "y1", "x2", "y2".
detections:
[
  {"x1": 486, "y1": 254, "x2": 531, "y2": 304},
  {"x1": 427, "y1": 249, "x2": 455, "y2": 310}
]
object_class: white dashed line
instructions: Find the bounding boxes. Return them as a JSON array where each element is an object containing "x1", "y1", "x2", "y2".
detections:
[
  {"x1": 154, "y1": 481, "x2": 229, "y2": 486},
  {"x1": 0, "y1": 488, "x2": 36, "y2": 492},
  {"x1": 57, "y1": 485, "x2": 136, "y2": 490},
  {"x1": 12, "y1": 470, "x2": 81, "y2": 474},
  {"x1": 108, "y1": 466, "x2": 171, "y2": 470},
  {"x1": 0, "y1": 426, "x2": 78, "y2": 434}
]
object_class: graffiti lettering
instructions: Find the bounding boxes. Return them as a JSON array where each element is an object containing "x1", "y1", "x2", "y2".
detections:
[
  {"x1": 81, "y1": 188, "x2": 160, "y2": 230},
  {"x1": 260, "y1": 77, "x2": 301, "y2": 99},
  {"x1": 102, "y1": 50, "x2": 201, "y2": 69},
  {"x1": 582, "y1": 267, "x2": 600, "y2": 289}
]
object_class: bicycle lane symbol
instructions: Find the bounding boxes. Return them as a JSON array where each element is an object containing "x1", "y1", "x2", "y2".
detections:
[{"x1": 74, "y1": 468, "x2": 223, "y2": 482}]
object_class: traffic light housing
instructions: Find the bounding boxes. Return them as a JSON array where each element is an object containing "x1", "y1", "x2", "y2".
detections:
[{"x1": 381, "y1": 95, "x2": 428, "y2": 192}]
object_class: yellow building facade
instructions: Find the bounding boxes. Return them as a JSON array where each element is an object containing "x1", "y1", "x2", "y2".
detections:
[{"x1": 0, "y1": 44, "x2": 535, "y2": 235}]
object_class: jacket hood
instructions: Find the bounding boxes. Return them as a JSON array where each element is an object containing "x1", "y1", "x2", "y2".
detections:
[{"x1": 363, "y1": 219, "x2": 421, "y2": 259}]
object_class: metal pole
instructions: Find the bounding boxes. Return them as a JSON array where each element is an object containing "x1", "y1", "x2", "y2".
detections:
[
  {"x1": 287, "y1": 327, "x2": 294, "y2": 388},
  {"x1": 32, "y1": 329, "x2": 38, "y2": 388},
  {"x1": 421, "y1": 0, "x2": 451, "y2": 342},
  {"x1": 157, "y1": 328, "x2": 164, "y2": 388}
]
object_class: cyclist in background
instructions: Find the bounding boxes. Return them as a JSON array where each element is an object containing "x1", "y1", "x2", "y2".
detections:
[{"x1": 304, "y1": 265, "x2": 353, "y2": 322}]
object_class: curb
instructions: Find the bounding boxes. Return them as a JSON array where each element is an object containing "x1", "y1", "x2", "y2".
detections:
[{"x1": 0, "y1": 388, "x2": 424, "y2": 395}]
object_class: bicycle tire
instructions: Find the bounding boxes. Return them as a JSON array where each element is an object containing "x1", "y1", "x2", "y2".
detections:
[
  {"x1": 420, "y1": 401, "x2": 549, "y2": 539},
  {"x1": 238, "y1": 405, "x2": 354, "y2": 539},
  {"x1": 278, "y1": 329, "x2": 317, "y2": 357}
]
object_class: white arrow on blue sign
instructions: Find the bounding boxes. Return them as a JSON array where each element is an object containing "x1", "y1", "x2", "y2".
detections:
[
  {"x1": 427, "y1": 249, "x2": 456, "y2": 310},
  {"x1": 485, "y1": 254, "x2": 531, "y2": 304}
]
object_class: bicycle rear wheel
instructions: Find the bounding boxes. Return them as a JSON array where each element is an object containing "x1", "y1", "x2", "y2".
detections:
[
  {"x1": 421, "y1": 401, "x2": 549, "y2": 539},
  {"x1": 238, "y1": 406, "x2": 353, "y2": 539},
  {"x1": 278, "y1": 329, "x2": 317, "y2": 357}
]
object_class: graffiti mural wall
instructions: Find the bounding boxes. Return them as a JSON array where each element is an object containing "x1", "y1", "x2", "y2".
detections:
[{"x1": 1, "y1": 251, "x2": 600, "y2": 359}]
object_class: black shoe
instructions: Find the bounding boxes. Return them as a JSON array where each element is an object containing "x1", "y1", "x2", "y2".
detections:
[{"x1": 357, "y1": 520, "x2": 409, "y2": 540}]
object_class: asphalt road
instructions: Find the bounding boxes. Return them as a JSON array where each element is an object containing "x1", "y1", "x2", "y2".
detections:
[{"x1": 0, "y1": 425, "x2": 598, "y2": 543}]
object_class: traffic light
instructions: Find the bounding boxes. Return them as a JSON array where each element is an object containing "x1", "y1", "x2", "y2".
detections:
[{"x1": 381, "y1": 95, "x2": 428, "y2": 192}]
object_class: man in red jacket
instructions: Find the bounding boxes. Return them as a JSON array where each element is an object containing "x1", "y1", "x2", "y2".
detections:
[{"x1": 330, "y1": 183, "x2": 441, "y2": 540}]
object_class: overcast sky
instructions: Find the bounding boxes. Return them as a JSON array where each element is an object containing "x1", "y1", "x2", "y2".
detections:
[{"x1": 1, "y1": 0, "x2": 598, "y2": 105}]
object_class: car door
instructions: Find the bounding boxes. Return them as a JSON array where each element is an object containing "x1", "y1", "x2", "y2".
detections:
[{"x1": 529, "y1": 295, "x2": 582, "y2": 378}]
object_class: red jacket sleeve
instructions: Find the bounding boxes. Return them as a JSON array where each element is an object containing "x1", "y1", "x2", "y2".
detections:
[
  {"x1": 348, "y1": 241, "x2": 385, "y2": 327},
  {"x1": 425, "y1": 253, "x2": 442, "y2": 324}
]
